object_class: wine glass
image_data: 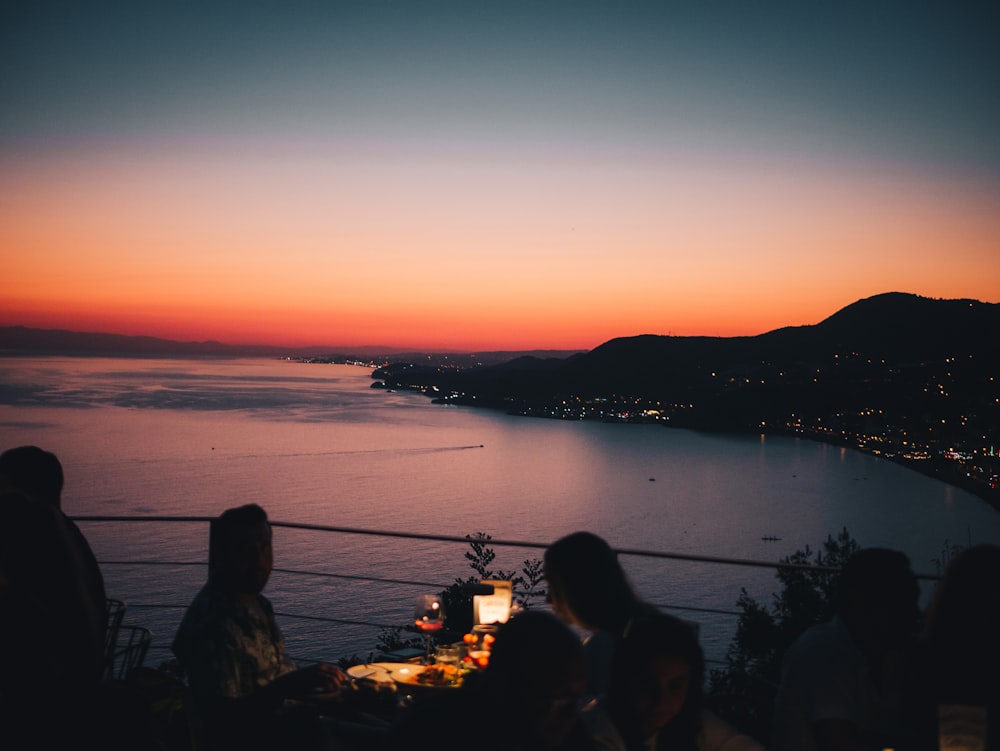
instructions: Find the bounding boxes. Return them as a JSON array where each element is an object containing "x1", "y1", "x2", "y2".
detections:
[{"x1": 414, "y1": 594, "x2": 445, "y2": 664}]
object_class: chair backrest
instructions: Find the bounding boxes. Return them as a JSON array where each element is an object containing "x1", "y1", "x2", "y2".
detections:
[
  {"x1": 105, "y1": 624, "x2": 152, "y2": 682},
  {"x1": 103, "y1": 598, "x2": 127, "y2": 680},
  {"x1": 104, "y1": 598, "x2": 126, "y2": 646}
]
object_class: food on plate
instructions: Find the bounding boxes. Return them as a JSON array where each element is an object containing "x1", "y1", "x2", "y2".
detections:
[{"x1": 413, "y1": 663, "x2": 462, "y2": 686}]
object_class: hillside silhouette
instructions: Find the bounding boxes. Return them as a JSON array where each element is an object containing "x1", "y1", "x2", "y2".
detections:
[
  {"x1": 375, "y1": 292, "x2": 997, "y2": 409},
  {"x1": 372, "y1": 293, "x2": 999, "y2": 506}
]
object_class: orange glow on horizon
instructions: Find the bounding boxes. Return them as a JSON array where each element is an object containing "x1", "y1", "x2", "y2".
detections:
[{"x1": 2, "y1": 148, "x2": 999, "y2": 351}]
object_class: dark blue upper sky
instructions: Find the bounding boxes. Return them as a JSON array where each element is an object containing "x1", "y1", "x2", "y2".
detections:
[{"x1": 4, "y1": 1, "x2": 998, "y2": 177}]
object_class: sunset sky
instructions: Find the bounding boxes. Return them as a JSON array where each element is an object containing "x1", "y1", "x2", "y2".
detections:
[{"x1": 2, "y1": 2, "x2": 998, "y2": 351}]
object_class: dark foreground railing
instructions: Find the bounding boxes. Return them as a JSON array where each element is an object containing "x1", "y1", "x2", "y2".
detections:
[
  {"x1": 74, "y1": 515, "x2": 945, "y2": 746},
  {"x1": 74, "y1": 515, "x2": 940, "y2": 670}
]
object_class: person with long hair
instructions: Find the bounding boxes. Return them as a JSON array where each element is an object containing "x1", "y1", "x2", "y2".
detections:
[
  {"x1": 172, "y1": 504, "x2": 358, "y2": 750},
  {"x1": 588, "y1": 612, "x2": 762, "y2": 751},
  {"x1": 544, "y1": 531, "x2": 655, "y2": 698}
]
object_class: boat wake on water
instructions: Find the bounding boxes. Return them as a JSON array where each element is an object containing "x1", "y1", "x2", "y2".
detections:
[{"x1": 232, "y1": 444, "x2": 486, "y2": 459}]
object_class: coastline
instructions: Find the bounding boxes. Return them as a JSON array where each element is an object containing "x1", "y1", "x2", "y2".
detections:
[
  {"x1": 772, "y1": 428, "x2": 999, "y2": 514},
  {"x1": 424, "y1": 391, "x2": 1000, "y2": 515}
]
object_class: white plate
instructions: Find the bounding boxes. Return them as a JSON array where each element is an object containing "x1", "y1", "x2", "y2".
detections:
[
  {"x1": 389, "y1": 665, "x2": 421, "y2": 685},
  {"x1": 347, "y1": 662, "x2": 409, "y2": 682}
]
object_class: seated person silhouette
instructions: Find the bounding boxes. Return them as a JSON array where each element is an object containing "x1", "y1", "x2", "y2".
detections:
[
  {"x1": 0, "y1": 488, "x2": 123, "y2": 746},
  {"x1": 544, "y1": 531, "x2": 656, "y2": 699},
  {"x1": 900, "y1": 543, "x2": 999, "y2": 750},
  {"x1": 771, "y1": 547, "x2": 919, "y2": 751},
  {"x1": 0, "y1": 445, "x2": 106, "y2": 652},
  {"x1": 0, "y1": 445, "x2": 70, "y2": 510},
  {"x1": 586, "y1": 611, "x2": 762, "y2": 751},
  {"x1": 385, "y1": 609, "x2": 597, "y2": 751},
  {"x1": 0, "y1": 446, "x2": 107, "y2": 689},
  {"x1": 1, "y1": 445, "x2": 157, "y2": 749},
  {"x1": 172, "y1": 503, "x2": 353, "y2": 750}
]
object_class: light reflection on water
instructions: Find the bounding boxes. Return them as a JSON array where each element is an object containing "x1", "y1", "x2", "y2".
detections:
[{"x1": 2, "y1": 355, "x2": 998, "y2": 664}]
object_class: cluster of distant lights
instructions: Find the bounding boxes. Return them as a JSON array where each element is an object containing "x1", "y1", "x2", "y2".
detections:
[
  {"x1": 315, "y1": 351, "x2": 997, "y2": 484},
  {"x1": 384, "y1": 368, "x2": 1000, "y2": 490}
]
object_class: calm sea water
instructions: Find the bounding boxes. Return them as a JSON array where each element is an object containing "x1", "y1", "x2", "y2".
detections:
[{"x1": 2, "y1": 355, "x2": 998, "y2": 665}]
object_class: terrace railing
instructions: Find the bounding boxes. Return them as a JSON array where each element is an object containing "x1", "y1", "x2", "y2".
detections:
[{"x1": 74, "y1": 515, "x2": 940, "y2": 670}]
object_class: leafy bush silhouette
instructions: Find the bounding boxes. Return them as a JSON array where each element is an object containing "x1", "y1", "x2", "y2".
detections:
[
  {"x1": 440, "y1": 532, "x2": 545, "y2": 636},
  {"x1": 706, "y1": 527, "x2": 859, "y2": 741},
  {"x1": 378, "y1": 532, "x2": 545, "y2": 654}
]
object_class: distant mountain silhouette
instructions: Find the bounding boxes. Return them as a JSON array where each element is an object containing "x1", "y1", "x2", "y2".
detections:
[
  {"x1": 374, "y1": 291, "x2": 999, "y2": 430},
  {"x1": 0, "y1": 326, "x2": 291, "y2": 357},
  {"x1": 558, "y1": 292, "x2": 996, "y2": 391},
  {"x1": 7, "y1": 293, "x2": 990, "y2": 373},
  {"x1": 0, "y1": 325, "x2": 583, "y2": 365},
  {"x1": 760, "y1": 291, "x2": 993, "y2": 358}
]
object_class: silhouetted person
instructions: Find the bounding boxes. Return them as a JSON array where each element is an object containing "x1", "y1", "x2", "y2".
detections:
[
  {"x1": 544, "y1": 531, "x2": 656, "y2": 699},
  {"x1": 385, "y1": 609, "x2": 597, "y2": 751},
  {"x1": 587, "y1": 611, "x2": 762, "y2": 751},
  {"x1": 1, "y1": 445, "x2": 163, "y2": 748},
  {"x1": 0, "y1": 445, "x2": 106, "y2": 648},
  {"x1": 0, "y1": 444, "x2": 65, "y2": 508},
  {"x1": 0, "y1": 490, "x2": 110, "y2": 745},
  {"x1": 172, "y1": 503, "x2": 353, "y2": 750},
  {"x1": 899, "y1": 544, "x2": 999, "y2": 750},
  {"x1": 0, "y1": 446, "x2": 107, "y2": 682},
  {"x1": 771, "y1": 547, "x2": 920, "y2": 751},
  {"x1": 1, "y1": 447, "x2": 149, "y2": 748}
]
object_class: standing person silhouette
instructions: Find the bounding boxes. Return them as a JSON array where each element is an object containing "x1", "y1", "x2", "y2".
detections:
[
  {"x1": 771, "y1": 547, "x2": 920, "y2": 751},
  {"x1": 172, "y1": 503, "x2": 355, "y2": 750}
]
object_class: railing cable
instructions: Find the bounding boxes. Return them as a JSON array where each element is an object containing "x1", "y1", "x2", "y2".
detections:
[{"x1": 76, "y1": 515, "x2": 940, "y2": 580}]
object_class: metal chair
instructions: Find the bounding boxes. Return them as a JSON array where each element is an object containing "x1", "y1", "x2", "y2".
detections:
[
  {"x1": 105, "y1": 624, "x2": 152, "y2": 682},
  {"x1": 103, "y1": 598, "x2": 127, "y2": 680}
]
